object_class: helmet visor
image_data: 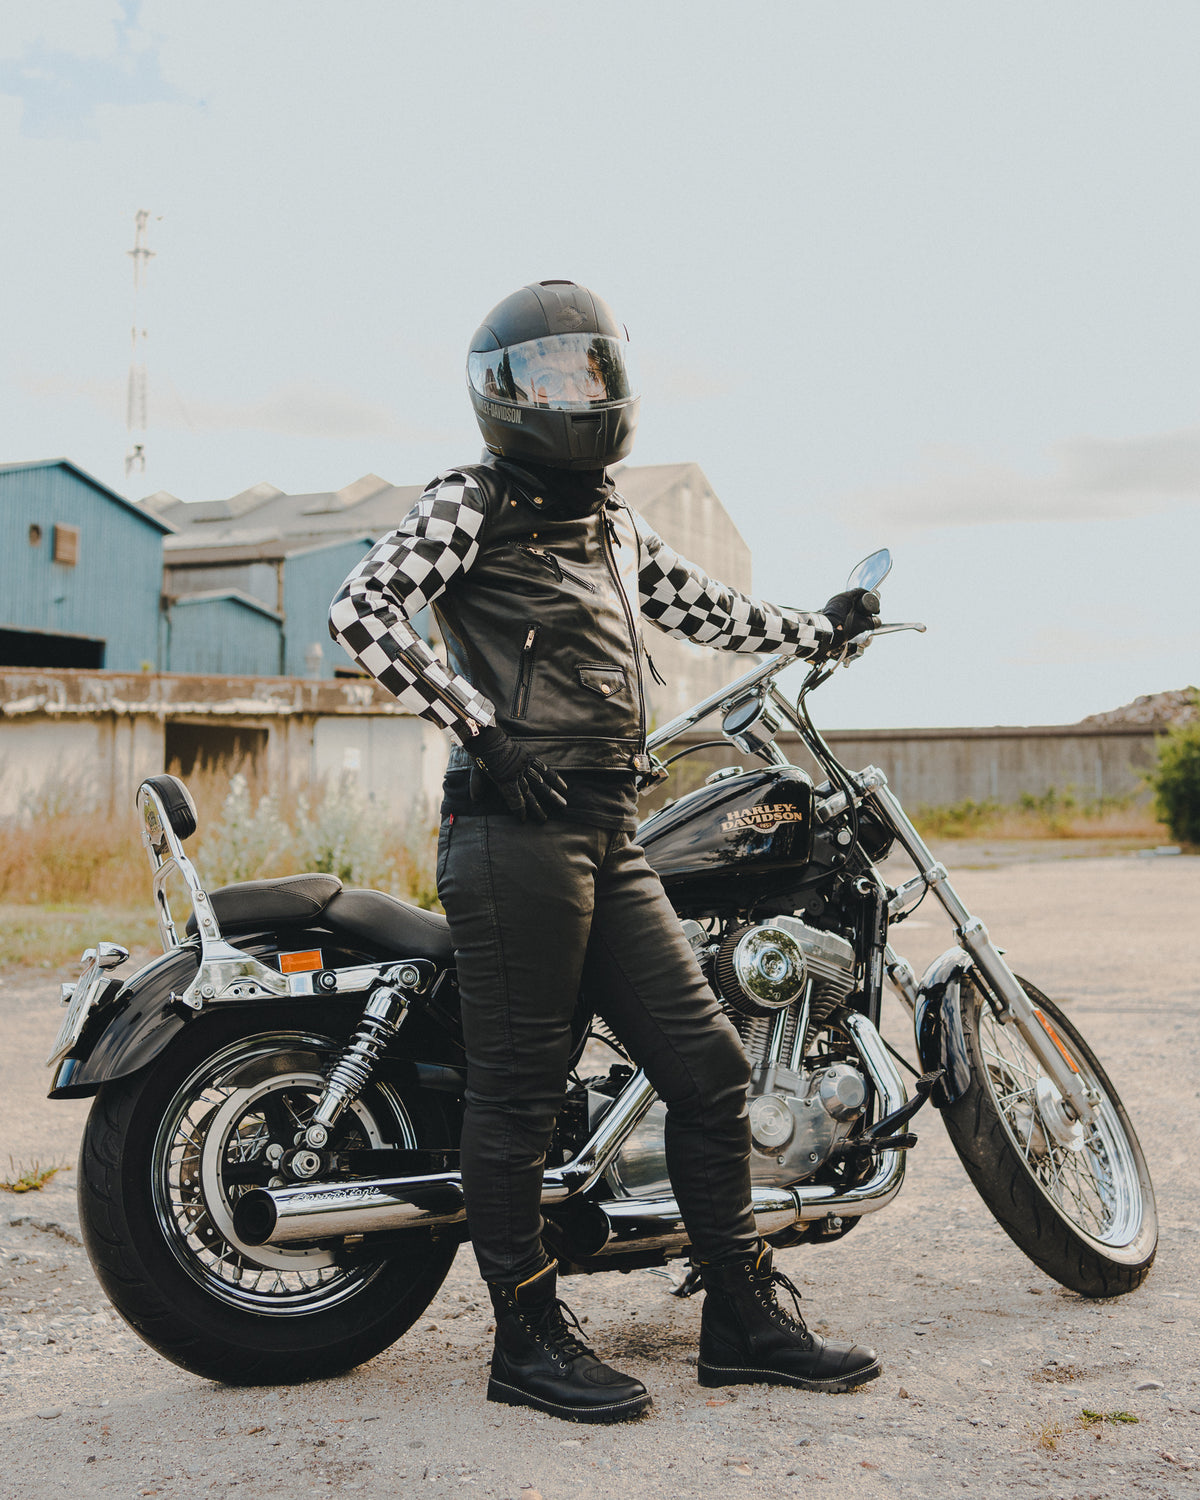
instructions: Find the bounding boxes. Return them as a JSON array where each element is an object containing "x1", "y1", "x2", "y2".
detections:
[{"x1": 468, "y1": 333, "x2": 637, "y2": 411}]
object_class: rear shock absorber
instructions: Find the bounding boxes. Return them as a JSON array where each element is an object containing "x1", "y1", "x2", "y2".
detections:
[{"x1": 303, "y1": 961, "x2": 430, "y2": 1148}]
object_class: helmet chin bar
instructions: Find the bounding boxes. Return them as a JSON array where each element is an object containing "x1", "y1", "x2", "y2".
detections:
[{"x1": 470, "y1": 394, "x2": 640, "y2": 471}]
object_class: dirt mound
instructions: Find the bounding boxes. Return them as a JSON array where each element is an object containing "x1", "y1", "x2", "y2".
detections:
[{"x1": 1082, "y1": 687, "x2": 1198, "y2": 727}]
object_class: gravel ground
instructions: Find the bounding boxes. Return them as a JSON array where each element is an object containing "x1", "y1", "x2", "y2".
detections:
[{"x1": 0, "y1": 849, "x2": 1197, "y2": 1499}]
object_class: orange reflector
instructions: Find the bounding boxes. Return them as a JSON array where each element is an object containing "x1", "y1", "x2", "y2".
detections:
[
  {"x1": 1034, "y1": 1008, "x2": 1080, "y2": 1073},
  {"x1": 280, "y1": 949, "x2": 323, "y2": 975}
]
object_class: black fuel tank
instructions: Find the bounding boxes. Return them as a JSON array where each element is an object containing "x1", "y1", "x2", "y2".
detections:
[{"x1": 638, "y1": 766, "x2": 815, "y2": 913}]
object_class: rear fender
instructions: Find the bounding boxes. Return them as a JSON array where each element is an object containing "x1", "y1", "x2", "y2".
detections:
[
  {"x1": 49, "y1": 942, "x2": 338, "y2": 1099},
  {"x1": 913, "y1": 946, "x2": 975, "y2": 1108}
]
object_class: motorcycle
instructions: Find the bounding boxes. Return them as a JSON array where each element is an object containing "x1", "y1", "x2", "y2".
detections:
[{"x1": 46, "y1": 549, "x2": 1157, "y2": 1385}]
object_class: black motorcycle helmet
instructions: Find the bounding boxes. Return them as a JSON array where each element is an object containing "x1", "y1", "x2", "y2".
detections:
[{"x1": 467, "y1": 280, "x2": 640, "y2": 470}]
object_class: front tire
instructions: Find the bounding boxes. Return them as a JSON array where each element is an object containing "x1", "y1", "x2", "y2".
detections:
[
  {"x1": 940, "y1": 972, "x2": 1157, "y2": 1297},
  {"x1": 79, "y1": 1012, "x2": 458, "y2": 1383}
]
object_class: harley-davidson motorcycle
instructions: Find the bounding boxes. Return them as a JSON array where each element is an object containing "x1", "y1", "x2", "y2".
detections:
[{"x1": 46, "y1": 550, "x2": 1157, "y2": 1385}]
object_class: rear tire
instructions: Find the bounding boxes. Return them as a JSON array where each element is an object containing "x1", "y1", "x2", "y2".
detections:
[
  {"x1": 940, "y1": 972, "x2": 1157, "y2": 1297},
  {"x1": 78, "y1": 1011, "x2": 458, "y2": 1383}
]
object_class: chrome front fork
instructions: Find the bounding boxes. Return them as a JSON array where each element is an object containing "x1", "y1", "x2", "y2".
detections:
[{"x1": 863, "y1": 770, "x2": 1098, "y2": 1124}]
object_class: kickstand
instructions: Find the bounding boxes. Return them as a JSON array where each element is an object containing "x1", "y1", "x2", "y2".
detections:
[{"x1": 671, "y1": 1263, "x2": 703, "y2": 1298}]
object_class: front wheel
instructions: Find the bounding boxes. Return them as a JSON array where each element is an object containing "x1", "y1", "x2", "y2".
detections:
[
  {"x1": 940, "y1": 972, "x2": 1157, "y2": 1297},
  {"x1": 79, "y1": 1013, "x2": 458, "y2": 1383}
]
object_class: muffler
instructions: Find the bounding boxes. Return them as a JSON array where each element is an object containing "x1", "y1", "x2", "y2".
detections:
[{"x1": 233, "y1": 1009, "x2": 907, "y2": 1252}]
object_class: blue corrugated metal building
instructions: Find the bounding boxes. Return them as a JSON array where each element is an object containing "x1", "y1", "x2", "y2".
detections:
[
  {"x1": 0, "y1": 458, "x2": 171, "y2": 669},
  {"x1": 162, "y1": 590, "x2": 285, "y2": 677}
]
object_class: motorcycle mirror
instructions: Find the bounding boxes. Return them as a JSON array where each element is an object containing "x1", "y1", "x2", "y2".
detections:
[{"x1": 846, "y1": 548, "x2": 891, "y2": 593}]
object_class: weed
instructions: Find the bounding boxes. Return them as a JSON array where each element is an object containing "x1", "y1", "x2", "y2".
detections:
[
  {"x1": 0, "y1": 1160, "x2": 65, "y2": 1193},
  {"x1": 1080, "y1": 1409, "x2": 1139, "y2": 1426},
  {"x1": 1034, "y1": 1418, "x2": 1066, "y2": 1451},
  {"x1": 912, "y1": 787, "x2": 1165, "y2": 842}
]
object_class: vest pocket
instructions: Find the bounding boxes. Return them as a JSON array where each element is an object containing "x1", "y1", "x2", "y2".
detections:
[
  {"x1": 511, "y1": 624, "x2": 540, "y2": 718},
  {"x1": 576, "y1": 663, "x2": 627, "y2": 699}
]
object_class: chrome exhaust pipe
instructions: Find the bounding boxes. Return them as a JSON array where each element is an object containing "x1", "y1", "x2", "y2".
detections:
[{"x1": 235, "y1": 1010, "x2": 907, "y2": 1251}]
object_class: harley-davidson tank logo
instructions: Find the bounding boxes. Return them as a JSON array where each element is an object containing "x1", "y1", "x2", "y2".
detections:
[{"x1": 720, "y1": 802, "x2": 806, "y2": 834}]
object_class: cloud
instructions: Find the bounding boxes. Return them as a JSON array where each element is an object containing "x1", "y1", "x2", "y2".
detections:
[
  {"x1": 22, "y1": 372, "x2": 450, "y2": 443},
  {"x1": 0, "y1": 2, "x2": 184, "y2": 137},
  {"x1": 846, "y1": 426, "x2": 1200, "y2": 531}
]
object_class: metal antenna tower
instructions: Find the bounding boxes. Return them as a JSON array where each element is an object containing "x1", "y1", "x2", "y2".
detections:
[{"x1": 124, "y1": 209, "x2": 155, "y2": 479}]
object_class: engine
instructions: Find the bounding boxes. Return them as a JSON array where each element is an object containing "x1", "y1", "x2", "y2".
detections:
[{"x1": 603, "y1": 916, "x2": 870, "y2": 1198}]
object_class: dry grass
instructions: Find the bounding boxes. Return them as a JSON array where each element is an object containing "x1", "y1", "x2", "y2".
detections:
[
  {"x1": 0, "y1": 1159, "x2": 65, "y2": 1193},
  {"x1": 0, "y1": 765, "x2": 439, "y2": 969},
  {"x1": 913, "y1": 791, "x2": 1167, "y2": 842}
]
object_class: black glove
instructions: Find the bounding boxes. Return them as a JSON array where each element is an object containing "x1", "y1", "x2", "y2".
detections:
[
  {"x1": 468, "y1": 726, "x2": 568, "y2": 824},
  {"x1": 820, "y1": 588, "x2": 880, "y2": 652}
]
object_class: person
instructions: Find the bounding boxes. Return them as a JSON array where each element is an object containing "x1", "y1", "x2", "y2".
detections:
[{"x1": 329, "y1": 280, "x2": 881, "y2": 1424}]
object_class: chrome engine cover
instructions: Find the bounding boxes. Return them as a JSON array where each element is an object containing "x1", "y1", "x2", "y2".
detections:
[
  {"x1": 745, "y1": 1061, "x2": 867, "y2": 1187},
  {"x1": 602, "y1": 914, "x2": 866, "y2": 1199}
]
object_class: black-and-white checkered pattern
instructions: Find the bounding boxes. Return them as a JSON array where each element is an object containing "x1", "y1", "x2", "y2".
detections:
[
  {"x1": 330, "y1": 473, "x2": 833, "y2": 742},
  {"x1": 632, "y1": 512, "x2": 830, "y2": 656},
  {"x1": 328, "y1": 475, "x2": 496, "y2": 740}
]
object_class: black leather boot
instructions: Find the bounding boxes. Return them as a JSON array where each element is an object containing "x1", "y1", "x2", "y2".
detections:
[
  {"x1": 698, "y1": 1243, "x2": 880, "y2": 1393},
  {"x1": 486, "y1": 1261, "x2": 652, "y2": 1423}
]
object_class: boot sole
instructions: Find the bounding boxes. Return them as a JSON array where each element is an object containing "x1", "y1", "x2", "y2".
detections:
[
  {"x1": 487, "y1": 1377, "x2": 652, "y2": 1423},
  {"x1": 697, "y1": 1358, "x2": 881, "y2": 1394}
]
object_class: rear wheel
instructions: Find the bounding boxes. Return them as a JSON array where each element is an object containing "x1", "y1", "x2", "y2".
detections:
[
  {"x1": 941, "y1": 973, "x2": 1157, "y2": 1297},
  {"x1": 79, "y1": 1013, "x2": 457, "y2": 1383}
]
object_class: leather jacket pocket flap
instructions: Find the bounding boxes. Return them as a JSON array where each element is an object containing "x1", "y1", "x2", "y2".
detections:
[{"x1": 576, "y1": 664, "x2": 626, "y2": 699}]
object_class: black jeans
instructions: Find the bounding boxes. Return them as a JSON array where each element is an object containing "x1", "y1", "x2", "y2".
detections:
[{"x1": 437, "y1": 813, "x2": 759, "y2": 1284}]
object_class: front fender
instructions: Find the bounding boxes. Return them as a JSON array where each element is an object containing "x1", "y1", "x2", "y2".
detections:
[{"x1": 913, "y1": 946, "x2": 975, "y2": 1108}]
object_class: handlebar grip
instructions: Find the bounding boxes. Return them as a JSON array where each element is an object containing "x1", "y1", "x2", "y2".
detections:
[{"x1": 861, "y1": 590, "x2": 881, "y2": 614}]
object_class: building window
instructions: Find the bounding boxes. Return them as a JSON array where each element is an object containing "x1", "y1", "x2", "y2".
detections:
[
  {"x1": 28, "y1": 523, "x2": 43, "y2": 546},
  {"x1": 52, "y1": 523, "x2": 80, "y2": 566}
]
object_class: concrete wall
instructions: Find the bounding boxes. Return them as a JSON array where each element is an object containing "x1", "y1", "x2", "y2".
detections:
[
  {"x1": 0, "y1": 669, "x2": 445, "y2": 821},
  {"x1": 0, "y1": 667, "x2": 1164, "y2": 824},
  {"x1": 655, "y1": 723, "x2": 1160, "y2": 810}
]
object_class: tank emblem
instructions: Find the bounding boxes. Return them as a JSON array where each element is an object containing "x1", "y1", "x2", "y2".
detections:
[{"x1": 720, "y1": 802, "x2": 805, "y2": 834}]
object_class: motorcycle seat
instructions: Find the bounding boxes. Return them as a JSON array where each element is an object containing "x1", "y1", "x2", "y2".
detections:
[
  {"x1": 322, "y1": 889, "x2": 454, "y2": 964},
  {"x1": 186, "y1": 873, "x2": 454, "y2": 964},
  {"x1": 187, "y1": 874, "x2": 344, "y2": 935}
]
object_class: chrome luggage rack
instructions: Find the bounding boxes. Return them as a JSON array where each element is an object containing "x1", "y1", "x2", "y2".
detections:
[{"x1": 135, "y1": 779, "x2": 394, "y2": 1013}]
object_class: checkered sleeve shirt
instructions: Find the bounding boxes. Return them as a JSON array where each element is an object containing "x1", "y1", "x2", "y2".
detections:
[
  {"x1": 328, "y1": 474, "x2": 496, "y2": 743},
  {"x1": 632, "y1": 511, "x2": 831, "y2": 657}
]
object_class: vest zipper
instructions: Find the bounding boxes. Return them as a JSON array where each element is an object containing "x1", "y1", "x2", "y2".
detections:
[
  {"x1": 522, "y1": 545, "x2": 597, "y2": 593},
  {"x1": 600, "y1": 509, "x2": 647, "y2": 763},
  {"x1": 511, "y1": 624, "x2": 539, "y2": 719}
]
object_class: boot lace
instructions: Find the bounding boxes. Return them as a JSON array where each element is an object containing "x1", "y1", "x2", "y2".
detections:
[
  {"x1": 526, "y1": 1298, "x2": 595, "y2": 1369},
  {"x1": 754, "y1": 1266, "x2": 812, "y2": 1339}
]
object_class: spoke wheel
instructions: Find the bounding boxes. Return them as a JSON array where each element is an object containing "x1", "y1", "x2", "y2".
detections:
[
  {"x1": 79, "y1": 1011, "x2": 457, "y2": 1383},
  {"x1": 941, "y1": 972, "x2": 1156, "y2": 1297},
  {"x1": 153, "y1": 1034, "x2": 414, "y2": 1310}
]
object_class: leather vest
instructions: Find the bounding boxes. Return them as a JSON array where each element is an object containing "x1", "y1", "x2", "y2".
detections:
[{"x1": 436, "y1": 459, "x2": 655, "y2": 774}]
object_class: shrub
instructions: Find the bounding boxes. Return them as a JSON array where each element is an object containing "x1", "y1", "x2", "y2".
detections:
[{"x1": 1148, "y1": 713, "x2": 1200, "y2": 846}]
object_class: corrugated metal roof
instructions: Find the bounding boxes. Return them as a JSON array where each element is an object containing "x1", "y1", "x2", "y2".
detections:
[
  {"x1": 1, "y1": 458, "x2": 174, "y2": 534},
  {"x1": 157, "y1": 462, "x2": 731, "y2": 559},
  {"x1": 167, "y1": 588, "x2": 282, "y2": 621}
]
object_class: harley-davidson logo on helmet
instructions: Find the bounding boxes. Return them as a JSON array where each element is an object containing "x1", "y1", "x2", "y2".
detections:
[
  {"x1": 720, "y1": 803, "x2": 806, "y2": 835},
  {"x1": 479, "y1": 400, "x2": 522, "y2": 423}
]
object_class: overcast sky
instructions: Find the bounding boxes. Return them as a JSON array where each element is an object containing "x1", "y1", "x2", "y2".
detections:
[{"x1": 3, "y1": 1, "x2": 1197, "y2": 728}]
